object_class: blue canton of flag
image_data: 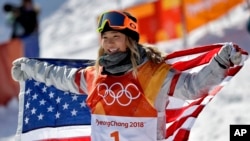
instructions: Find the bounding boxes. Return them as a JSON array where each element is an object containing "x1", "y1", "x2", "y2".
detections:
[
  {"x1": 21, "y1": 59, "x2": 94, "y2": 133},
  {"x1": 22, "y1": 79, "x2": 91, "y2": 133}
]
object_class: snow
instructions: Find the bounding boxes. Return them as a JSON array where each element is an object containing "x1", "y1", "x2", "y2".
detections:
[{"x1": 0, "y1": 0, "x2": 250, "y2": 141}]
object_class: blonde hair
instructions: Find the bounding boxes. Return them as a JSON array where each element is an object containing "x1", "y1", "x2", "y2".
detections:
[{"x1": 94, "y1": 37, "x2": 165, "y2": 78}]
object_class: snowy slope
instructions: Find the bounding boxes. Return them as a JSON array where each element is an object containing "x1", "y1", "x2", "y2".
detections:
[
  {"x1": 0, "y1": 0, "x2": 250, "y2": 141},
  {"x1": 39, "y1": 0, "x2": 153, "y2": 59}
]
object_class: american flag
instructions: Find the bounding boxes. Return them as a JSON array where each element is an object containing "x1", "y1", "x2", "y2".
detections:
[{"x1": 15, "y1": 43, "x2": 248, "y2": 141}]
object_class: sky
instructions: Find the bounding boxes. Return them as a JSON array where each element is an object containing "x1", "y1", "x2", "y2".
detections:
[{"x1": 0, "y1": 0, "x2": 250, "y2": 141}]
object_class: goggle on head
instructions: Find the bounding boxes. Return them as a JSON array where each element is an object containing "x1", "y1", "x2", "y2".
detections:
[{"x1": 97, "y1": 11, "x2": 138, "y2": 34}]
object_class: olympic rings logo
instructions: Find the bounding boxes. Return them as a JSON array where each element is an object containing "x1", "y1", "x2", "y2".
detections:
[{"x1": 97, "y1": 82, "x2": 141, "y2": 106}]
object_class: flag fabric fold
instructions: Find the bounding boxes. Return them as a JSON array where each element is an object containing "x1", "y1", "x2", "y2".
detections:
[{"x1": 15, "y1": 43, "x2": 248, "y2": 141}]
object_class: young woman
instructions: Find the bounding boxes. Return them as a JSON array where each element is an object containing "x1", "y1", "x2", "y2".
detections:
[{"x1": 11, "y1": 10, "x2": 242, "y2": 141}]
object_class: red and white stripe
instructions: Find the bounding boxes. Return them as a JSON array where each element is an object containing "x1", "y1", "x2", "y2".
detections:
[{"x1": 164, "y1": 43, "x2": 248, "y2": 141}]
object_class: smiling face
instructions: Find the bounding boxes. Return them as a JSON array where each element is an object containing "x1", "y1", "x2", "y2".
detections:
[{"x1": 101, "y1": 31, "x2": 127, "y2": 54}]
